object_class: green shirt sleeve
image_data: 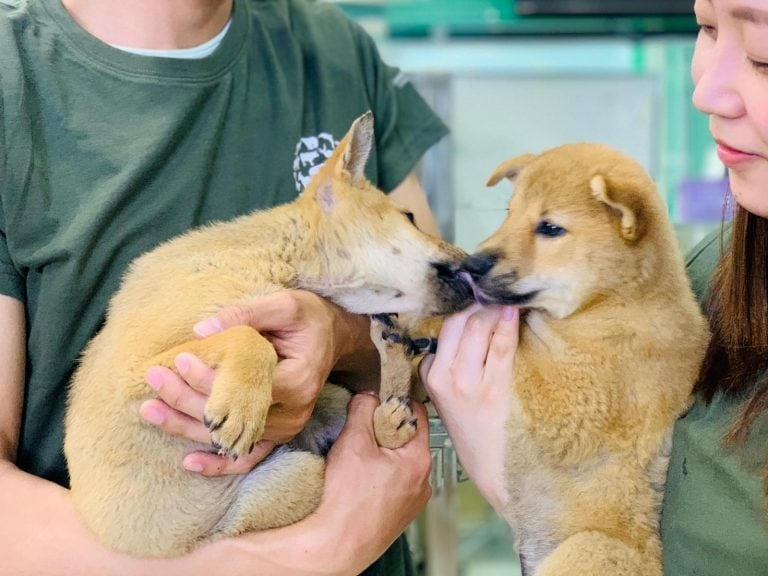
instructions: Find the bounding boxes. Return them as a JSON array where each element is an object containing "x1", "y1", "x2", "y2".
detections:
[
  {"x1": 349, "y1": 22, "x2": 448, "y2": 192},
  {"x1": 0, "y1": 88, "x2": 24, "y2": 303},
  {"x1": 0, "y1": 229, "x2": 24, "y2": 302}
]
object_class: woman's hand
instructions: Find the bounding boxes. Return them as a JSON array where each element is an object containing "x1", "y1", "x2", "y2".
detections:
[
  {"x1": 420, "y1": 303, "x2": 519, "y2": 516},
  {"x1": 140, "y1": 290, "x2": 375, "y2": 476}
]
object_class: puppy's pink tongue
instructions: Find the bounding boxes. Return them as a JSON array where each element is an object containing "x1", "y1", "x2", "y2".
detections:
[{"x1": 457, "y1": 270, "x2": 483, "y2": 302}]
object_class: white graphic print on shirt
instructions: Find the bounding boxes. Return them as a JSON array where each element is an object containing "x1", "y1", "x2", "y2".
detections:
[{"x1": 292, "y1": 132, "x2": 339, "y2": 192}]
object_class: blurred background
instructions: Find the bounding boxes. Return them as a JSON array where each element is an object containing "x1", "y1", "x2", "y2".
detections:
[{"x1": 330, "y1": 2, "x2": 726, "y2": 574}]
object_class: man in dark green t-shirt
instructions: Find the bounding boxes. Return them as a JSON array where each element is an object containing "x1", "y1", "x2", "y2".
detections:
[{"x1": 0, "y1": 0, "x2": 448, "y2": 573}]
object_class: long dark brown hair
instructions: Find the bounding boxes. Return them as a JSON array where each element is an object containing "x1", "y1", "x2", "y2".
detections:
[{"x1": 696, "y1": 203, "x2": 768, "y2": 496}]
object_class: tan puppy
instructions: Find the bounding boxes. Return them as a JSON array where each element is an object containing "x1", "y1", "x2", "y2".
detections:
[
  {"x1": 465, "y1": 143, "x2": 709, "y2": 576},
  {"x1": 64, "y1": 112, "x2": 472, "y2": 557}
]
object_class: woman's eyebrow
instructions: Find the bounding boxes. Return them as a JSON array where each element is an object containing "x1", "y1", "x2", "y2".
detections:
[{"x1": 731, "y1": 6, "x2": 768, "y2": 25}]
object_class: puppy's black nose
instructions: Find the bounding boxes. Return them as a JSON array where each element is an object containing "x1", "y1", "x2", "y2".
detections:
[{"x1": 464, "y1": 252, "x2": 499, "y2": 280}]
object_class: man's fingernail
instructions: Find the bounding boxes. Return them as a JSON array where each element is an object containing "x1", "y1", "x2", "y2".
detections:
[
  {"x1": 141, "y1": 404, "x2": 165, "y2": 425},
  {"x1": 146, "y1": 368, "x2": 164, "y2": 391},
  {"x1": 193, "y1": 317, "x2": 223, "y2": 337},
  {"x1": 174, "y1": 353, "x2": 190, "y2": 375},
  {"x1": 183, "y1": 458, "x2": 204, "y2": 473}
]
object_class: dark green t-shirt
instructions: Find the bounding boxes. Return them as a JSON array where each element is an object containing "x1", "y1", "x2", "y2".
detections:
[
  {"x1": 662, "y1": 227, "x2": 768, "y2": 575},
  {"x1": 0, "y1": 0, "x2": 446, "y2": 572}
]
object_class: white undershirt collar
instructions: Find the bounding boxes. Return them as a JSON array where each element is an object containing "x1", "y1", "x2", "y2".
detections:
[{"x1": 110, "y1": 19, "x2": 232, "y2": 59}]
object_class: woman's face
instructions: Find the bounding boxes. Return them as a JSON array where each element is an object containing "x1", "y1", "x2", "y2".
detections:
[{"x1": 692, "y1": 0, "x2": 768, "y2": 217}]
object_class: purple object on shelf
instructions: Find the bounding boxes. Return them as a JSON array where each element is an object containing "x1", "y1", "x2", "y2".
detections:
[{"x1": 677, "y1": 178, "x2": 732, "y2": 223}]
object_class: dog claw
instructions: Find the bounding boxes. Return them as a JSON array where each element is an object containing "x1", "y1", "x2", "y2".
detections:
[
  {"x1": 408, "y1": 337, "x2": 437, "y2": 356},
  {"x1": 374, "y1": 396, "x2": 418, "y2": 448},
  {"x1": 390, "y1": 397, "x2": 410, "y2": 415},
  {"x1": 395, "y1": 417, "x2": 418, "y2": 431},
  {"x1": 380, "y1": 330, "x2": 407, "y2": 346},
  {"x1": 205, "y1": 414, "x2": 227, "y2": 432},
  {"x1": 371, "y1": 313, "x2": 396, "y2": 328}
]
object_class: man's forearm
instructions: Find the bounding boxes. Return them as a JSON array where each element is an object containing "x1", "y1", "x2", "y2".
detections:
[
  {"x1": 0, "y1": 461, "x2": 151, "y2": 576},
  {"x1": 0, "y1": 461, "x2": 349, "y2": 576}
]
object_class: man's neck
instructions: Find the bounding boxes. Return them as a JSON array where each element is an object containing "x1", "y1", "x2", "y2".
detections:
[{"x1": 61, "y1": 0, "x2": 234, "y2": 49}]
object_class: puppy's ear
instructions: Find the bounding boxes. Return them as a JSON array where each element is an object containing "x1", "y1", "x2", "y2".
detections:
[
  {"x1": 486, "y1": 154, "x2": 537, "y2": 187},
  {"x1": 303, "y1": 112, "x2": 374, "y2": 212},
  {"x1": 333, "y1": 111, "x2": 374, "y2": 183},
  {"x1": 590, "y1": 174, "x2": 647, "y2": 242}
]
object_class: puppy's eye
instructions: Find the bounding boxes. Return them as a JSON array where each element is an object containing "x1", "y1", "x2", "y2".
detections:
[
  {"x1": 535, "y1": 220, "x2": 566, "y2": 238},
  {"x1": 403, "y1": 211, "x2": 416, "y2": 225}
]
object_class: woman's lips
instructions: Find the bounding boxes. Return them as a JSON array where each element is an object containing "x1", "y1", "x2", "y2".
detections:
[{"x1": 716, "y1": 140, "x2": 760, "y2": 168}]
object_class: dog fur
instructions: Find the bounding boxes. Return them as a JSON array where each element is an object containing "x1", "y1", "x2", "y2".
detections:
[
  {"x1": 63, "y1": 113, "x2": 471, "y2": 557},
  {"x1": 466, "y1": 143, "x2": 709, "y2": 576}
]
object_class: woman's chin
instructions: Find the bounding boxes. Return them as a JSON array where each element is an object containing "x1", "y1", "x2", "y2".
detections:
[{"x1": 729, "y1": 173, "x2": 768, "y2": 218}]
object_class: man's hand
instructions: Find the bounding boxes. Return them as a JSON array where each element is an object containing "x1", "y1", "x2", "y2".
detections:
[
  {"x1": 141, "y1": 290, "x2": 375, "y2": 476},
  {"x1": 420, "y1": 304, "x2": 519, "y2": 516},
  {"x1": 309, "y1": 393, "x2": 432, "y2": 570},
  {"x1": 193, "y1": 290, "x2": 372, "y2": 438},
  {"x1": 140, "y1": 353, "x2": 276, "y2": 476}
]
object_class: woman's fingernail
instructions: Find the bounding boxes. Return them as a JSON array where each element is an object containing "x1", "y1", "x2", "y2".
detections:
[
  {"x1": 146, "y1": 368, "x2": 164, "y2": 391},
  {"x1": 193, "y1": 317, "x2": 223, "y2": 337},
  {"x1": 502, "y1": 306, "x2": 517, "y2": 321}
]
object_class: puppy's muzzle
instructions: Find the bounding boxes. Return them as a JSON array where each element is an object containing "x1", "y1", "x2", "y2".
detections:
[
  {"x1": 432, "y1": 261, "x2": 474, "y2": 309},
  {"x1": 463, "y1": 251, "x2": 500, "y2": 280}
]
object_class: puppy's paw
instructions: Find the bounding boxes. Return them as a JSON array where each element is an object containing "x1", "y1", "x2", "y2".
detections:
[
  {"x1": 370, "y1": 316, "x2": 412, "y2": 366},
  {"x1": 370, "y1": 315, "x2": 402, "y2": 354},
  {"x1": 374, "y1": 395, "x2": 417, "y2": 449},
  {"x1": 204, "y1": 385, "x2": 269, "y2": 459}
]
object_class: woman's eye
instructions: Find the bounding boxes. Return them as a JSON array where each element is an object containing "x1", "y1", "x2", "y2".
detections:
[
  {"x1": 535, "y1": 220, "x2": 566, "y2": 238},
  {"x1": 748, "y1": 58, "x2": 768, "y2": 73},
  {"x1": 403, "y1": 211, "x2": 416, "y2": 224},
  {"x1": 697, "y1": 23, "x2": 717, "y2": 39}
]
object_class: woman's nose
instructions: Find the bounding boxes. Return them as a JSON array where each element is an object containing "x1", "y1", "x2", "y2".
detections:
[{"x1": 691, "y1": 41, "x2": 745, "y2": 119}]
